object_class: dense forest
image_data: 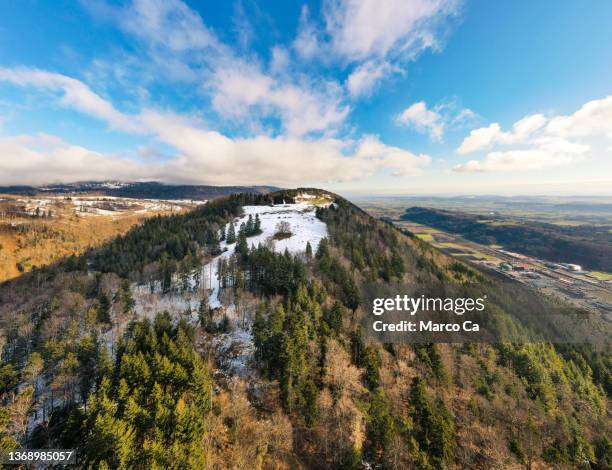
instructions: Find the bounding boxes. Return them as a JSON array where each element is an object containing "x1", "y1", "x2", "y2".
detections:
[
  {"x1": 402, "y1": 206, "x2": 612, "y2": 271},
  {"x1": 0, "y1": 189, "x2": 609, "y2": 469}
]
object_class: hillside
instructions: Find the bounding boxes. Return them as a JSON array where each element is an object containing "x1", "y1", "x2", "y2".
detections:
[
  {"x1": 0, "y1": 195, "x2": 204, "y2": 282},
  {"x1": 0, "y1": 189, "x2": 610, "y2": 469},
  {"x1": 402, "y1": 206, "x2": 612, "y2": 271}
]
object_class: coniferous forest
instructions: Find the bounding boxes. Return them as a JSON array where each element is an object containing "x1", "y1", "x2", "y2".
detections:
[{"x1": 0, "y1": 189, "x2": 610, "y2": 469}]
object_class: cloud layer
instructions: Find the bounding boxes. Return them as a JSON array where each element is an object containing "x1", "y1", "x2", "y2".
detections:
[
  {"x1": 0, "y1": 68, "x2": 430, "y2": 186},
  {"x1": 0, "y1": 0, "x2": 459, "y2": 186}
]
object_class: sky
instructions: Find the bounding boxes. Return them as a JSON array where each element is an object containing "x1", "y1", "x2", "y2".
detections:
[{"x1": 0, "y1": 0, "x2": 611, "y2": 196}]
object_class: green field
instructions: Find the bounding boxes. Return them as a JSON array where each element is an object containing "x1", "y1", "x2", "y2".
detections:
[
  {"x1": 416, "y1": 233, "x2": 433, "y2": 241},
  {"x1": 590, "y1": 271, "x2": 612, "y2": 280}
]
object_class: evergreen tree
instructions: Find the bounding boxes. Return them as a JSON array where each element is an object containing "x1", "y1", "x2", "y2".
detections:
[
  {"x1": 409, "y1": 377, "x2": 455, "y2": 469},
  {"x1": 160, "y1": 254, "x2": 175, "y2": 293},
  {"x1": 254, "y1": 214, "x2": 262, "y2": 234},
  {"x1": 97, "y1": 292, "x2": 112, "y2": 324},
  {"x1": 119, "y1": 279, "x2": 134, "y2": 315},
  {"x1": 219, "y1": 225, "x2": 226, "y2": 241},
  {"x1": 77, "y1": 335, "x2": 98, "y2": 403},
  {"x1": 236, "y1": 231, "x2": 249, "y2": 262},
  {"x1": 300, "y1": 379, "x2": 318, "y2": 427},
  {"x1": 305, "y1": 241, "x2": 312, "y2": 260},
  {"x1": 198, "y1": 299, "x2": 214, "y2": 332},
  {"x1": 78, "y1": 314, "x2": 211, "y2": 469},
  {"x1": 364, "y1": 389, "x2": 395, "y2": 464},
  {"x1": 325, "y1": 301, "x2": 345, "y2": 335},
  {"x1": 226, "y1": 222, "x2": 236, "y2": 244},
  {"x1": 246, "y1": 214, "x2": 254, "y2": 234},
  {"x1": 252, "y1": 303, "x2": 268, "y2": 362}
]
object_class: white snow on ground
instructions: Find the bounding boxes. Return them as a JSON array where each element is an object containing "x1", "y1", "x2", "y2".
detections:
[
  {"x1": 8, "y1": 195, "x2": 206, "y2": 218},
  {"x1": 71, "y1": 196, "x2": 205, "y2": 217},
  {"x1": 199, "y1": 198, "x2": 330, "y2": 378},
  {"x1": 26, "y1": 197, "x2": 331, "y2": 433},
  {"x1": 95, "y1": 199, "x2": 330, "y2": 389},
  {"x1": 203, "y1": 201, "x2": 329, "y2": 309},
  {"x1": 212, "y1": 328, "x2": 256, "y2": 378},
  {"x1": 132, "y1": 285, "x2": 201, "y2": 324}
]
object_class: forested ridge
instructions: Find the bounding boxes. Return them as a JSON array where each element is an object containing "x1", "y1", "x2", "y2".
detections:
[{"x1": 0, "y1": 189, "x2": 609, "y2": 469}]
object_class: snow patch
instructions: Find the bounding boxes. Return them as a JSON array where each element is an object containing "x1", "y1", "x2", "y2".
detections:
[{"x1": 203, "y1": 202, "x2": 329, "y2": 309}]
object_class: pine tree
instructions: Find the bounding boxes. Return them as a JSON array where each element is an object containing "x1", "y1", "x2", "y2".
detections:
[
  {"x1": 409, "y1": 376, "x2": 455, "y2": 469},
  {"x1": 160, "y1": 255, "x2": 175, "y2": 293},
  {"x1": 326, "y1": 300, "x2": 345, "y2": 335},
  {"x1": 364, "y1": 389, "x2": 395, "y2": 464},
  {"x1": 300, "y1": 379, "x2": 319, "y2": 427},
  {"x1": 252, "y1": 303, "x2": 268, "y2": 362},
  {"x1": 198, "y1": 299, "x2": 214, "y2": 332},
  {"x1": 246, "y1": 214, "x2": 254, "y2": 235},
  {"x1": 219, "y1": 225, "x2": 226, "y2": 241},
  {"x1": 120, "y1": 279, "x2": 134, "y2": 314},
  {"x1": 97, "y1": 292, "x2": 112, "y2": 324},
  {"x1": 236, "y1": 231, "x2": 249, "y2": 261},
  {"x1": 254, "y1": 214, "x2": 262, "y2": 234},
  {"x1": 226, "y1": 222, "x2": 236, "y2": 244},
  {"x1": 77, "y1": 335, "x2": 98, "y2": 403},
  {"x1": 179, "y1": 258, "x2": 191, "y2": 292},
  {"x1": 305, "y1": 241, "x2": 312, "y2": 260},
  {"x1": 79, "y1": 315, "x2": 212, "y2": 469}
]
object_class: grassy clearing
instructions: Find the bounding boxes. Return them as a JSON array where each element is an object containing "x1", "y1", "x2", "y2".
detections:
[
  {"x1": 589, "y1": 271, "x2": 612, "y2": 280},
  {"x1": 415, "y1": 233, "x2": 433, "y2": 241}
]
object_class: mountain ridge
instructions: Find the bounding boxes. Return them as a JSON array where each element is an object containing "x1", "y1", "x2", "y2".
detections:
[
  {"x1": 0, "y1": 188, "x2": 609, "y2": 469},
  {"x1": 0, "y1": 181, "x2": 280, "y2": 200}
]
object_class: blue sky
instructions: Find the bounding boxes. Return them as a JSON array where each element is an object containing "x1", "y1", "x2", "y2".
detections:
[{"x1": 0, "y1": 0, "x2": 611, "y2": 195}]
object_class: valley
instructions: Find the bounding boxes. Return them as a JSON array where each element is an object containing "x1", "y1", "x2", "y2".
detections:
[{"x1": 358, "y1": 195, "x2": 612, "y2": 318}]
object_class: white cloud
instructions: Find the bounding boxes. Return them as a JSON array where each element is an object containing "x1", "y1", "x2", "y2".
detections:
[
  {"x1": 0, "y1": 67, "x2": 429, "y2": 186},
  {"x1": 138, "y1": 111, "x2": 431, "y2": 185},
  {"x1": 118, "y1": 0, "x2": 222, "y2": 54},
  {"x1": 294, "y1": 5, "x2": 320, "y2": 60},
  {"x1": 0, "y1": 123, "x2": 431, "y2": 186},
  {"x1": 324, "y1": 0, "x2": 458, "y2": 62},
  {"x1": 346, "y1": 61, "x2": 398, "y2": 98},
  {"x1": 0, "y1": 67, "x2": 144, "y2": 133},
  {"x1": 457, "y1": 114, "x2": 547, "y2": 154},
  {"x1": 209, "y1": 60, "x2": 349, "y2": 136},
  {"x1": 83, "y1": 1, "x2": 348, "y2": 136},
  {"x1": 395, "y1": 99, "x2": 474, "y2": 140},
  {"x1": 455, "y1": 97, "x2": 612, "y2": 172},
  {"x1": 457, "y1": 123, "x2": 504, "y2": 154},
  {"x1": 270, "y1": 46, "x2": 290, "y2": 73},
  {"x1": 395, "y1": 101, "x2": 445, "y2": 140},
  {"x1": 545, "y1": 96, "x2": 612, "y2": 138},
  {"x1": 453, "y1": 108, "x2": 476, "y2": 123}
]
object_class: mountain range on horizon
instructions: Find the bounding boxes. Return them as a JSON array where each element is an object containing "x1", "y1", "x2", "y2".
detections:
[{"x1": 0, "y1": 181, "x2": 280, "y2": 200}]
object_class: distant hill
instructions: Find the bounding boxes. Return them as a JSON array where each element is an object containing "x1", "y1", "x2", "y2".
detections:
[
  {"x1": 0, "y1": 181, "x2": 280, "y2": 200},
  {"x1": 402, "y1": 206, "x2": 612, "y2": 271}
]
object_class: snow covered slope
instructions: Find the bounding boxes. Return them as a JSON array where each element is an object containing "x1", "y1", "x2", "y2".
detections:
[{"x1": 204, "y1": 201, "x2": 329, "y2": 309}]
